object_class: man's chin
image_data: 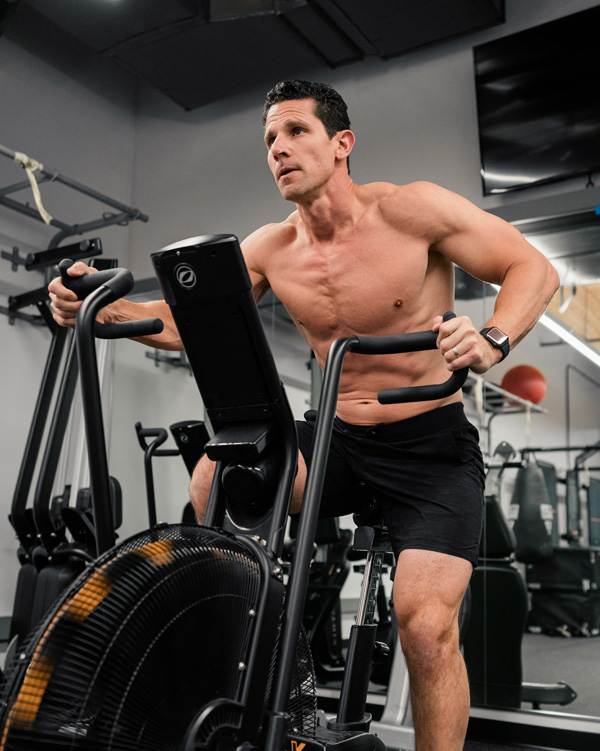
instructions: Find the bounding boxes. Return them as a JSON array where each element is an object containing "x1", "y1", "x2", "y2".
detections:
[{"x1": 279, "y1": 185, "x2": 303, "y2": 202}]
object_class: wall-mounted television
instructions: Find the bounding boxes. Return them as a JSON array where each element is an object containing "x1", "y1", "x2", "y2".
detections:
[{"x1": 473, "y1": 6, "x2": 600, "y2": 195}]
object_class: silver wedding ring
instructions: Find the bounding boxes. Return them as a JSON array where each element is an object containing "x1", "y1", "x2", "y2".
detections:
[{"x1": 452, "y1": 346, "x2": 460, "y2": 358}]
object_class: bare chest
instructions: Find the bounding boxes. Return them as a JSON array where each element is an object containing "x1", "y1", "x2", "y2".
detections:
[{"x1": 265, "y1": 223, "x2": 445, "y2": 349}]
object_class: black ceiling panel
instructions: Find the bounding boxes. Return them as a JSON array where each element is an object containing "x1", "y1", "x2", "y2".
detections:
[
  {"x1": 327, "y1": 0, "x2": 505, "y2": 58},
  {"x1": 24, "y1": 0, "x2": 202, "y2": 52},
  {"x1": 10, "y1": 0, "x2": 506, "y2": 110},
  {"x1": 114, "y1": 14, "x2": 333, "y2": 111}
]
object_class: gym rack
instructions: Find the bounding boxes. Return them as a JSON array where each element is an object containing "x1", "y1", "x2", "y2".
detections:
[{"x1": 0, "y1": 141, "x2": 148, "y2": 325}]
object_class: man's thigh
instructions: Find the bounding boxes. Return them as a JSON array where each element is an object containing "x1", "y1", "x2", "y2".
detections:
[
  {"x1": 392, "y1": 548, "x2": 472, "y2": 630},
  {"x1": 354, "y1": 416, "x2": 485, "y2": 566}
]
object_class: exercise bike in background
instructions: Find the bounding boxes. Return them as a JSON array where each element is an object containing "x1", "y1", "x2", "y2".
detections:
[{"x1": 0, "y1": 235, "x2": 468, "y2": 751}]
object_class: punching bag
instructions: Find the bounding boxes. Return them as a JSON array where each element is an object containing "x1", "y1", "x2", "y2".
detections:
[{"x1": 509, "y1": 456, "x2": 554, "y2": 563}]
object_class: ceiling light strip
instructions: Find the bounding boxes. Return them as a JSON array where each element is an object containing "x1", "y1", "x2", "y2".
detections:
[
  {"x1": 484, "y1": 282, "x2": 600, "y2": 368},
  {"x1": 538, "y1": 313, "x2": 600, "y2": 368}
]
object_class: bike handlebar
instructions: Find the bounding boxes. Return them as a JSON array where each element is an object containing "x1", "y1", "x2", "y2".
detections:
[
  {"x1": 58, "y1": 258, "x2": 163, "y2": 339},
  {"x1": 351, "y1": 311, "x2": 468, "y2": 404}
]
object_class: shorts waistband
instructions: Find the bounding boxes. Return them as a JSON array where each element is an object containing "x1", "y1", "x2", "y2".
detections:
[{"x1": 333, "y1": 402, "x2": 469, "y2": 441}]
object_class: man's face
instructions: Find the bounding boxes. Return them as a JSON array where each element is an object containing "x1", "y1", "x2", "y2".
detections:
[{"x1": 264, "y1": 98, "x2": 339, "y2": 202}]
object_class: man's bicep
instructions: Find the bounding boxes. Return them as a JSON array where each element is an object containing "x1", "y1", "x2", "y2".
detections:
[{"x1": 432, "y1": 201, "x2": 534, "y2": 285}]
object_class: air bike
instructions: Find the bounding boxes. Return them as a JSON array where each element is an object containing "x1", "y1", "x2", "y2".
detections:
[{"x1": 0, "y1": 235, "x2": 468, "y2": 751}]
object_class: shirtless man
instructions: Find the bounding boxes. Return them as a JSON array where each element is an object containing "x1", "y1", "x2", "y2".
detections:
[{"x1": 49, "y1": 80, "x2": 559, "y2": 751}]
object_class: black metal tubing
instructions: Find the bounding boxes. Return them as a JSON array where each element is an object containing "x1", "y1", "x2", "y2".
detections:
[
  {"x1": 267, "y1": 388, "x2": 300, "y2": 552},
  {"x1": 134, "y1": 424, "x2": 180, "y2": 527},
  {"x1": 10, "y1": 326, "x2": 70, "y2": 551},
  {"x1": 72, "y1": 276, "x2": 164, "y2": 553},
  {"x1": 32, "y1": 333, "x2": 80, "y2": 544},
  {"x1": 334, "y1": 624, "x2": 378, "y2": 727},
  {"x1": 270, "y1": 336, "x2": 358, "y2": 716},
  {"x1": 75, "y1": 286, "x2": 118, "y2": 554}
]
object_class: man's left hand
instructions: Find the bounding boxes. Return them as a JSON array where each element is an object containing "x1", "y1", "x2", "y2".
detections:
[{"x1": 432, "y1": 315, "x2": 501, "y2": 375}]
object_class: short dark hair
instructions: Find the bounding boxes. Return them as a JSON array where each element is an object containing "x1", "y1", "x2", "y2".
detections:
[{"x1": 262, "y1": 80, "x2": 350, "y2": 138}]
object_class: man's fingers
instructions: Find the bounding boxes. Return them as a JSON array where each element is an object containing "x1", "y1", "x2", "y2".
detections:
[{"x1": 66, "y1": 261, "x2": 96, "y2": 277}]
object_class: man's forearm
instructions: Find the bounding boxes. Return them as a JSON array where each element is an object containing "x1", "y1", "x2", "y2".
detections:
[
  {"x1": 487, "y1": 256, "x2": 559, "y2": 351},
  {"x1": 103, "y1": 298, "x2": 184, "y2": 351}
]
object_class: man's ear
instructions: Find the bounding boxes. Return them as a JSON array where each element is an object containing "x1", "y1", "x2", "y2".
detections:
[{"x1": 335, "y1": 129, "x2": 355, "y2": 161}]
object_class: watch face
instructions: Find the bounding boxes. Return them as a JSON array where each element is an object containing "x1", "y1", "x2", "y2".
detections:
[{"x1": 487, "y1": 327, "x2": 508, "y2": 346}]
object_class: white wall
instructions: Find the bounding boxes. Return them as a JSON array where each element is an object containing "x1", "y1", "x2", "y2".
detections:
[{"x1": 1, "y1": 0, "x2": 600, "y2": 624}]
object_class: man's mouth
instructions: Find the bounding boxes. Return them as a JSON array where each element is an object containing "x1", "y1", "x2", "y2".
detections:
[{"x1": 279, "y1": 167, "x2": 298, "y2": 179}]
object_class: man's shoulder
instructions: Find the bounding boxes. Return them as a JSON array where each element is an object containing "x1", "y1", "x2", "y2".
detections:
[
  {"x1": 361, "y1": 181, "x2": 448, "y2": 227},
  {"x1": 243, "y1": 214, "x2": 298, "y2": 249},
  {"x1": 370, "y1": 178, "x2": 445, "y2": 195},
  {"x1": 361, "y1": 180, "x2": 445, "y2": 207},
  {"x1": 241, "y1": 214, "x2": 299, "y2": 265}
]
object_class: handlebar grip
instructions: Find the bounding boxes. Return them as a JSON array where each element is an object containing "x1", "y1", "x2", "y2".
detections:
[
  {"x1": 353, "y1": 311, "x2": 457, "y2": 356},
  {"x1": 59, "y1": 258, "x2": 158, "y2": 339},
  {"x1": 93, "y1": 318, "x2": 164, "y2": 340},
  {"x1": 354, "y1": 329, "x2": 437, "y2": 355},
  {"x1": 378, "y1": 367, "x2": 469, "y2": 404},
  {"x1": 134, "y1": 423, "x2": 169, "y2": 451},
  {"x1": 58, "y1": 258, "x2": 134, "y2": 302}
]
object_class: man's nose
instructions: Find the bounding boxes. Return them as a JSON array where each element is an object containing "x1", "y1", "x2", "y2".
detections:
[{"x1": 271, "y1": 136, "x2": 290, "y2": 157}]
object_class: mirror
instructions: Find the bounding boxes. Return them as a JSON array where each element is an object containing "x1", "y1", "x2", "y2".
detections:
[{"x1": 456, "y1": 210, "x2": 600, "y2": 722}]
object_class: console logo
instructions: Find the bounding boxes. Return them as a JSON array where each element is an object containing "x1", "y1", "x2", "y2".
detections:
[{"x1": 175, "y1": 263, "x2": 196, "y2": 290}]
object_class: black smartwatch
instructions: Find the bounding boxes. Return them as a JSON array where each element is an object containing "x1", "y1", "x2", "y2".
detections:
[{"x1": 480, "y1": 326, "x2": 510, "y2": 361}]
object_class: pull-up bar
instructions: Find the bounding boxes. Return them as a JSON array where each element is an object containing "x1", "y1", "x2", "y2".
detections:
[{"x1": 0, "y1": 143, "x2": 149, "y2": 248}]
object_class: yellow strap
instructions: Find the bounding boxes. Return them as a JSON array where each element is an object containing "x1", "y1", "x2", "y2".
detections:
[{"x1": 13, "y1": 151, "x2": 53, "y2": 225}]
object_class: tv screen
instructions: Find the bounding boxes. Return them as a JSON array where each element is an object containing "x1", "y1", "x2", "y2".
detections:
[{"x1": 474, "y1": 6, "x2": 600, "y2": 195}]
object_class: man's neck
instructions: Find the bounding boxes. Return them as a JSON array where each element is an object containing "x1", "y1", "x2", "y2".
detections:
[{"x1": 294, "y1": 174, "x2": 359, "y2": 242}]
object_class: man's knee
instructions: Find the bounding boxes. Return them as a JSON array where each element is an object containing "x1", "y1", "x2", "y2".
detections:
[
  {"x1": 393, "y1": 550, "x2": 470, "y2": 666},
  {"x1": 396, "y1": 602, "x2": 459, "y2": 666},
  {"x1": 189, "y1": 450, "x2": 306, "y2": 523}
]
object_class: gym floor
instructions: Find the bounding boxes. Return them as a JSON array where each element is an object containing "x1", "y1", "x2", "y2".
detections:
[{"x1": 522, "y1": 632, "x2": 599, "y2": 717}]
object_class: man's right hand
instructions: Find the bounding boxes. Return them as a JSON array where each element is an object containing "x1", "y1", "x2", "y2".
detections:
[{"x1": 48, "y1": 261, "x2": 98, "y2": 328}]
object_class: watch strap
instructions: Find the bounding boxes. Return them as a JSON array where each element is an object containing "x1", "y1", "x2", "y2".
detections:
[{"x1": 480, "y1": 327, "x2": 510, "y2": 361}]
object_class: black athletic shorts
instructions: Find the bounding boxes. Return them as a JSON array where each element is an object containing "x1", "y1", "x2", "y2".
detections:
[{"x1": 296, "y1": 403, "x2": 485, "y2": 566}]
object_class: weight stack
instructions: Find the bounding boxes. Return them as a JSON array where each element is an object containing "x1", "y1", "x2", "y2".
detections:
[{"x1": 526, "y1": 547, "x2": 600, "y2": 637}]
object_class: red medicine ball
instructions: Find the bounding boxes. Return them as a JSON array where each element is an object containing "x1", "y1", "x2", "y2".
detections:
[{"x1": 501, "y1": 365, "x2": 547, "y2": 405}]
